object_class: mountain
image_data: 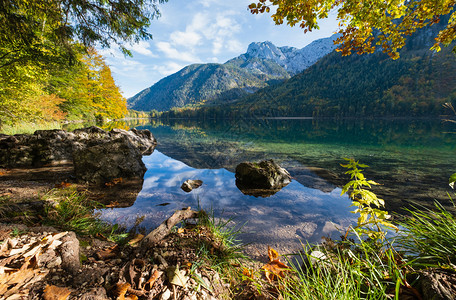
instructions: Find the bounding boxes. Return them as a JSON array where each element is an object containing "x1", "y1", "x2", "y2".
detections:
[
  {"x1": 162, "y1": 21, "x2": 456, "y2": 119},
  {"x1": 227, "y1": 35, "x2": 338, "y2": 75},
  {"x1": 127, "y1": 35, "x2": 338, "y2": 111}
]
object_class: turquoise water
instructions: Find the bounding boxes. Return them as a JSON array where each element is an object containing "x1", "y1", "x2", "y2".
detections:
[{"x1": 100, "y1": 118, "x2": 456, "y2": 257}]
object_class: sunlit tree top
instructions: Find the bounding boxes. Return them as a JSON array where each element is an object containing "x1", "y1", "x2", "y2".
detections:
[{"x1": 249, "y1": 0, "x2": 456, "y2": 59}]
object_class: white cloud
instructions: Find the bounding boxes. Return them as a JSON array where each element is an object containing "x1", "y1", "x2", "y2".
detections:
[
  {"x1": 155, "y1": 41, "x2": 200, "y2": 62},
  {"x1": 170, "y1": 30, "x2": 202, "y2": 47},
  {"x1": 130, "y1": 41, "x2": 157, "y2": 57},
  {"x1": 153, "y1": 61, "x2": 186, "y2": 76}
]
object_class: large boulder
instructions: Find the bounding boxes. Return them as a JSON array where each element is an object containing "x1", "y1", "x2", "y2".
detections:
[
  {"x1": 0, "y1": 126, "x2": 156, "y2": 167},
  {"x1": 0, "y1": 126, "x2": 157, "y2": 183},
  {"x1": 73, "y1": 136, "x2": 147, "y2": 184},
  {"x1": 235, "y1": 160, "x2": 291, "y2": 197}
]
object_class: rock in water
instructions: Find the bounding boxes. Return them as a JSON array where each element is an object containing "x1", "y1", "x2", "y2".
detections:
[
  {"x1": 181, "y1": 180, "x2": 203, "y2": 192},
  {"x1": 235, "y1": 160, "x2": 291, "y2": 197}
]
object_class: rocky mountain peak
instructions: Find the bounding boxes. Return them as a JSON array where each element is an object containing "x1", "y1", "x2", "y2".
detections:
[
  {"x1": 245, "y1": 41, "x2": 288, "y2": 61},
  {"x1": 238, "y1": 34, "x2": 339, "y2": 75}
]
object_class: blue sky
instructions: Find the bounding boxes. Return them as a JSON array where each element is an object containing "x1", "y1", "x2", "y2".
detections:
[{"x1": 99, "y1": 0, "x2": 339, "y2": 98}]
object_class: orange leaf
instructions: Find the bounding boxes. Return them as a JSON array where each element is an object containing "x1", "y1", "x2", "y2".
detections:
[
  {"x1": 128, "y1": 234, "x2": 144, "y2": 246},
  {"x1": 106, "y1": 201, "x2": 120, "y2": 208},
  {"x1": 43, "y1": 285, "x2": 71, "y2": 300},
  {"x1": 262, "y1": 260, "x2": 290, "y2": 283},
  {"x1": 113, "y1": 282, "x2": 130, "y2": 300},
  {"x1": 268, "y1": 246, "x2": 279, "y2": 262},
  {"x1": 144, "y1": 269, "x2": 162, "y2": 291},
  {"x1": 177, "y1": 228, "x2": 185, "y2": 234},
  {"x1": 95, "y1": 244, "x2": 118, "y2": 260},
  {"x1": 242, "y1": 268, "x2": 254, "y2": 278},
  {"x1": 55, "y1": 182, "x2": 71, "y2": 189}
]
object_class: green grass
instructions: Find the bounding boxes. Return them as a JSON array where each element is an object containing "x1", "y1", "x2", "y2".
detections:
[
  {"x1": 279, "y1": 232, "x2": 407, "y2": 300},
  {"x1": 0, "y1": 121, "x2": 64, "y2": 135},
  {"x1": 194, "y1": 211, "x2": 247, "y2": 274},
  {"x1": 398, "y1": 199, "x2": 456, "y2": 267},
  {"x1": 42, "y1": 187, "x2": 128, "y2": 242}
]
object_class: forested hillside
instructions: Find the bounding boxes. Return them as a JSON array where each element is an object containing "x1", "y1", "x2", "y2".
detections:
[
  {"x1": 159, "y1": 22, "x2": 456, "y2": 119},
  {"x1": 128, "y1": 36, "x2": 337, "y2": 112},
  {"x1": 127, "y1": 61, "x2": 289, "y2": 112}
]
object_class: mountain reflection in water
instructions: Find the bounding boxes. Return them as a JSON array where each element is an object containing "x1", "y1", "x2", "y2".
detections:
[{"x1": 99, "y1": 151, "x2": 354, "y2": 257}]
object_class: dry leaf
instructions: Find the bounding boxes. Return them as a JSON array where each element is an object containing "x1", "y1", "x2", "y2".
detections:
[
  {"x1": 106, "y1": 201, "x2": 120, "y2": 208},
  {"x1": 167, "y1": 265, "x2": 188, "y2": 287},
  {"x1": 43, "y1": 285, "x2": 71, "y2": 300},
  {"x1": 262, "y1": 260, "x2": 290, "y2": 283},
  {"x1": 144, "y1": 269, "x2": 162, "y2": 291},
  {"x1": 112, "y1": 178, "x2": 123, "y2": 184},
  {"x1": 177, "y1": 228, "x2": 184, "y2": 234},
  {"x1": 128, "y1": 234, "x2": 144, "y2": 246},
  {"x1": 268, "y1": 246, "x2": 279, "y2": 262},
  {"x1": 113, "y1": 282, "x2": 130, "y2": 300},
  {"x1": 55, "y1": 182, "x2": 71, "y2": 189},
  {"x1": 95, "y1": 244, "x2": 118, "y2": 260},
  {"x1": 0, "y1": 239, "x2": 16, "y2": 257},
  {"x1": 242, "y1": 268, "x2": 254, "y2": 278}
]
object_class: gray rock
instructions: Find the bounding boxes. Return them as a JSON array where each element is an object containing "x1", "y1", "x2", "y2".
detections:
[
  {"x1": 181, "y1": 180, "x2": 203, "y2": 192},
  {"x1": 0, "y1": 126, "x2": 156, "y2": 168},
  {"x1": 73, "y1": 136, "x2": 146, "y2": 184},
  {"x1": 0, "y1": 126, "x2": 157, "y2": 183},
  {"x1": 58, "y1": 231, "x2": 80, "y2": 275},
  {"x1": 235, "y1": 160, "x2": 291, "y2": 197}
]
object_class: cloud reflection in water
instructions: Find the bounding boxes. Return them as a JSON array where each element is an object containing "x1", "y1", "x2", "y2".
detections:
[{"x1": 99, "y1": 150, "x2": 355, "y2": 256}]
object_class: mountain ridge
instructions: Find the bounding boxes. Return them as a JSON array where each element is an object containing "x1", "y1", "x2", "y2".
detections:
[{"x1": 127, "y1": 35, "x2": 338, "y2": 111}]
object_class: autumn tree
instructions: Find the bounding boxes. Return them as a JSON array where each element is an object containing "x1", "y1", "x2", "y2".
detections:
[{"x1": 249, "y1": 0, "x2": 456, "y2": 59}]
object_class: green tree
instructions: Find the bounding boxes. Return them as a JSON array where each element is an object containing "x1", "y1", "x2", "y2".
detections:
[
  {"x1": 249, "y1": 0, "x2": 456, "y2": 59},
  {"x1": 0, "y1": 0, "x2": 167, "y2": 68}
]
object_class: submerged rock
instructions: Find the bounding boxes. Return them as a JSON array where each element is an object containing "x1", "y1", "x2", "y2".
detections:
[
  {"x1": 235, "y1": 160, "x2": 291, "y2": 197},
  {"x1": 181, "y1": 179, "x2": 203, "y2": 192}
]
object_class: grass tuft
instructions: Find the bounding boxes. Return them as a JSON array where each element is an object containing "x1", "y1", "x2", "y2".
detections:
[
  {"x1": 398, "y1": 199, "x2": 456, "y2": 267},
  {"x1": 42, "y1": 187, "x2": 127, "y2": 242}
]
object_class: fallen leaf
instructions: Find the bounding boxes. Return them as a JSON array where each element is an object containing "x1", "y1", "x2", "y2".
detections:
[
  {"x1": 268, "y1": 246, "x2": 279, "y2": 262},
  {"x1": 242, "y1": 268, "x2": 254, "y2": 279},
  {"x1": 167, "y1": 265, "x2": 188, "y2": 287},
  {"x1": 112, "y1": 178, "x2": 123, "y2": 184},
  {"x1": 262, "y1": 260, "x2": 290, "y2": 283},
  {"x1": 128, "y1": 234, "x2": 144, "y2": 246},
  {"x1": 177, "y1": 228, "x2": 184, "y2": 234},
  {"x1": 43, "y1": 285, "x2": 71, "y2": 300},
  {"x1": 95, "y1": 244, "x2": 118, "y2": 260},
  {"x1": 113, "y1": 282, "x2": 130, "y2": 300},
  {"x1": 144, "y1": 269, "x2": 162, "y2": 291},
  {"x1": 106, "y1": 201, "x2": 120, "y2": 208},
  {"x1": 55, "y1": 182, "x2": 71, "y2": 189},
  {"x1": 0, "y1": 238, "x2": 16, "y2": 257}
]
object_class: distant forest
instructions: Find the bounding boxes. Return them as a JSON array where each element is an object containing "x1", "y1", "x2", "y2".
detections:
[{"x1": 157, "y1": 26, "x2": 456, "y2": 120}]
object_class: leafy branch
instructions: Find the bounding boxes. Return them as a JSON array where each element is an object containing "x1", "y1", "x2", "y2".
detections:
[{"x1": 341, "y1": 158, "x2": 398, "y2": 241}]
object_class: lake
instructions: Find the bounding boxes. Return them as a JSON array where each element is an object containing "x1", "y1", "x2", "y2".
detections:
[{"x1": 99, "y1": 118, "x2": 455, "y2": 259}]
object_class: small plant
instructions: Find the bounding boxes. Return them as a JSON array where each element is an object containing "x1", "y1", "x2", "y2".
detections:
[
  {"x1": 340, "y1": 158, "x2": 398, "y2": 241},
  {"x1": 42, "y1": 187, "x2": 126, "y2": 240}
]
